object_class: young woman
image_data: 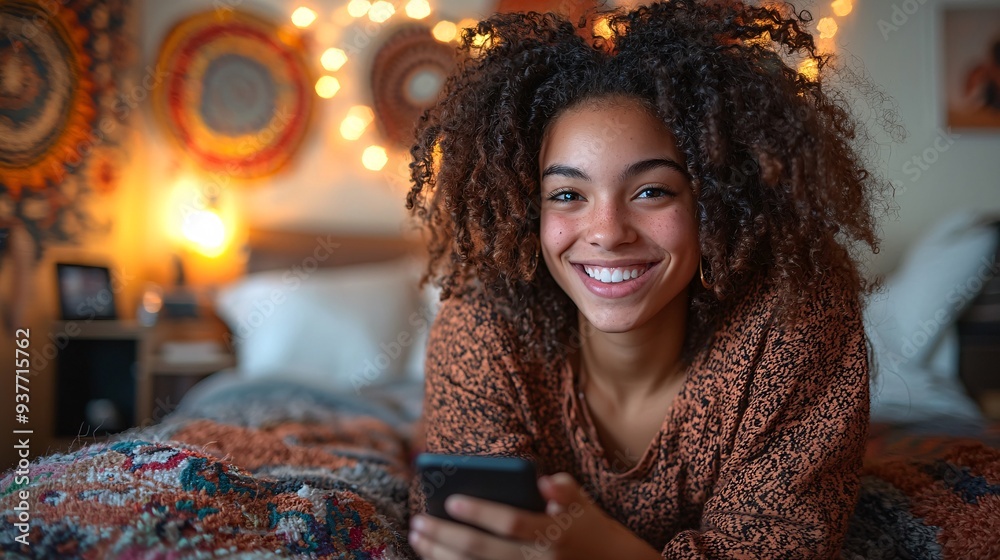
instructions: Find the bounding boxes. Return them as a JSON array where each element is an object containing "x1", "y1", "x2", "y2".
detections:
[{"x1": 404, "y1": 1, "x2": 887, "y2": 558}]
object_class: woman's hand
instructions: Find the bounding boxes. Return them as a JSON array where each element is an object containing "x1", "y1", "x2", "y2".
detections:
[{"x1": 408, "y1": 472, "x2": 662, "y2": 560}]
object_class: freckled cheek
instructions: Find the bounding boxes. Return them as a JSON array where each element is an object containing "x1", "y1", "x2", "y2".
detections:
[
  {"x1": 539, "y1": 214, "x2": 577, "y2": 257},
  {"x1": 646, "y1": 211, "x2": 699, "y2": 254}
]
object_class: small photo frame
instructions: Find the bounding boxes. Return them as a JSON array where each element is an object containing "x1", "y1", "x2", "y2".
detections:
[
  {"x1": 942, "y1": 7, "x2": 1000, "y2": 130},
  {"x1": 56, "y1": 263, "x2": 117, "y2": 321}
]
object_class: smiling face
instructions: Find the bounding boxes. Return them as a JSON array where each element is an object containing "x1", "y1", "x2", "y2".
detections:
[{"x1": 538, "y1": 96, "x2": 700, "y2": 333}]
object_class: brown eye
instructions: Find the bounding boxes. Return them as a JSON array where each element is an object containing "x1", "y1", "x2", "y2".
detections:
[
  {"x1": 548, "y1": 190, "x2": 583, "y2": 202},
  {"x1": 637, "y1": 187, "x2": 675, "y2": 199}
]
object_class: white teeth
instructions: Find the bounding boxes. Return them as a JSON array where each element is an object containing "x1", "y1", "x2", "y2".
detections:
[{"x1": 583, "y1": 265, "x2": 650, "y2": 284}]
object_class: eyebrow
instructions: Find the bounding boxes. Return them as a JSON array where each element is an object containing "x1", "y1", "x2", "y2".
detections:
[
  {"x1": 540, "y1": 164, "x2": 590, "y2": 181},
  {"x1": 619, "y1": 158, "x2": 690, "y2": 182},
  {"x1": 540, "y1": 158, "x2": 689, "y2": 182}
]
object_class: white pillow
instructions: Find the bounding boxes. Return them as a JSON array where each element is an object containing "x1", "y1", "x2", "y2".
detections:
[
  {"x1": 879, "y1": 211, "x2": 997, "y2": 364},
  {"x1": 868, "y1": 325, "x2": 982, "y2": 422},
  {"x1": 867, "y1": 209, "x2": 998, "y2": 422},
  {"x1": 215, "y1": 257, "x2": 424, "y2": 394}
]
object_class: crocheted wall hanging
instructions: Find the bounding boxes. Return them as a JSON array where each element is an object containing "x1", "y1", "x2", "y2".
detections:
[
  {"x1": 152, "y1": 10, "x2": 314, "y2": 180},
  {"x1": 0, "y1": 0, "x2": 134, "y2": 253},
  {"x1": 370, "y1": 25, "x2": 458, "y2": 148}
]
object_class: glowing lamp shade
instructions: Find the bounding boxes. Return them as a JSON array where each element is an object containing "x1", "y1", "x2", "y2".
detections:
[
  {"x1": 369, "y1": 1, "x2": 395, "y2": 23},
  {"x1": 405, "y1": 0, "x2": 431, "y2": 20},
  {"x1": 362, "y1": 145, "x2": 388, "y2": 170},
  {"x1": 315, "y1": 76, "x2": 341, "y2": 98},
  {"x1": 321, "y1": 48, "x2": 348, "y2": 71},
  {"x1": 347, "y1": 0, "x2": 371, "y2": 18},
  {"x1": 433, "y1": 21, "x2": 457, "y2": 42},
  {"x1": 182, "y1": 209, "x2": 227, "y2": 257},
  {"x1": 291, "y1": 7, "x2": 317, "y2": 28}
]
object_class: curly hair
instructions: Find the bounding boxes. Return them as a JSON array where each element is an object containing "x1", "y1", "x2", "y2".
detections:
[{"x1": 406, "y1": 0, "x2": 892, "y2": 367}]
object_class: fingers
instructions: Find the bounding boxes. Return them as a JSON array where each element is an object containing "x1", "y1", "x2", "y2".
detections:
[
  {"x1": 442, "y1": 494, "x2": 551, "y2": 541},
  {"x1": 538, "y1": 476, "x2": 564, "y2": 514},
  {"x1": 408, "y1": 529, "x2": 471, "y2": 560},
  {"x1": 409, "y1": 513, "x2": 520, "y2": 560},
  {"x1": 410, "y1": 475, "x2": 592, "y2": 559},
  {"x1": 409, "y1": 527, "x2": 478, "y2": 560},
  {"x1": 539, "y1": 473, "x2": 586, "y2": 507},
  {"x1": 546, "y1": 499, "x2": 563, "y2": 516}
]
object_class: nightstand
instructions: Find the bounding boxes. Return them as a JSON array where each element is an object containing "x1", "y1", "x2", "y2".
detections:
[
  {"x1": 142, "y1": 312, "x2": 235, "y2": 424},
  {"x1": 50, "y1": 320, "x2": 153, "y2": 438},
  {"x1": 50, "y1": 312, "x2": 235, "y2": 440}
]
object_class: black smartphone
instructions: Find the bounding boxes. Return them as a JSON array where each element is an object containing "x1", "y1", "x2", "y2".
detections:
[{"x1": 415, "y1": 453, "x2": 547, "y2": 524}]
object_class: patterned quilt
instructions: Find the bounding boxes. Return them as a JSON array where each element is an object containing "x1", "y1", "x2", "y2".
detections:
[
  {"x1": 1, "y1": 379, "x2": 422, "y2": 559},
  {"x1": 1, "y1": 378, "x2": 999, "y2": 559}
]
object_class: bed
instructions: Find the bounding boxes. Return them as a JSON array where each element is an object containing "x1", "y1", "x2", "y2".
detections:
[{"x1": 1, "y1": 229, "x2": 999, "y2": 559}]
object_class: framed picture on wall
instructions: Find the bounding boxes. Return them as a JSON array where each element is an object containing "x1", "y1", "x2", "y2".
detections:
[
  {"x1": 56, "y1": 263, "x2": 117, "y2": 321},
  {"x1": 942, "y1": 7, "x2": 1000, "y2": 130}
]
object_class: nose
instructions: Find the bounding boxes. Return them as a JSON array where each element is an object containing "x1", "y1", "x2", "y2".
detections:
[{"x1": 584, "y1": 199, "x2": 637, "y2": 250}]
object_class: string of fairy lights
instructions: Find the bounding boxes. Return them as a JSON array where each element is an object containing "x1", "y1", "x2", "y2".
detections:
[
  {"x1": 285, "y1": 0, "x2": 491, "y2": 173},
  {"x1": 285, "y1": 0, "x2": 856, "y2": 173},
  {"x1": 796, "y1": 0, "x2": 855, "y2": 79}
]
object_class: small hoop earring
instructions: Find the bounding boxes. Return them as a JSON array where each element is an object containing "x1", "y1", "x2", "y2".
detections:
[{"x1": 700, "y1": 258, "x2": 714, "y2": 290}]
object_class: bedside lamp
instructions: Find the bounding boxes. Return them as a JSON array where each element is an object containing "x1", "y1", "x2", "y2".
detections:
[
  {"x1": 182, "y1": 206, "x2": 227, "y2": 258},
  {"x1": 165, "y1": 174, "x2": 246, "y2": 289},
  {"x1": 162, "y1": 178, "x2": 234, "y2": 318}
]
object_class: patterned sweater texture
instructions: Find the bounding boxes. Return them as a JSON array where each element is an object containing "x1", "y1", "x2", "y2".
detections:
[{"x1": 408, "y1": 274, "x2": 871, "y2": 559}]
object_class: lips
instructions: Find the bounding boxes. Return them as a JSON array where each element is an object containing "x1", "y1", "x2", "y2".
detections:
[{"x1": 571, "y1": 261, "x2": 661, "y2": 299}]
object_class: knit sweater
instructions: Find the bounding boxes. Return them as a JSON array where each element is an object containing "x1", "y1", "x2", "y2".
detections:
[{"x1": 408, "y1": 273, "x2": 870, "y2": 559}]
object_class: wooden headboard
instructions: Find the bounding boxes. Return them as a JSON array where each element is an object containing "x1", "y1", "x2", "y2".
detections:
[{"x1": 245, "y1": 228, "x2": 426, "y2": 274}]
